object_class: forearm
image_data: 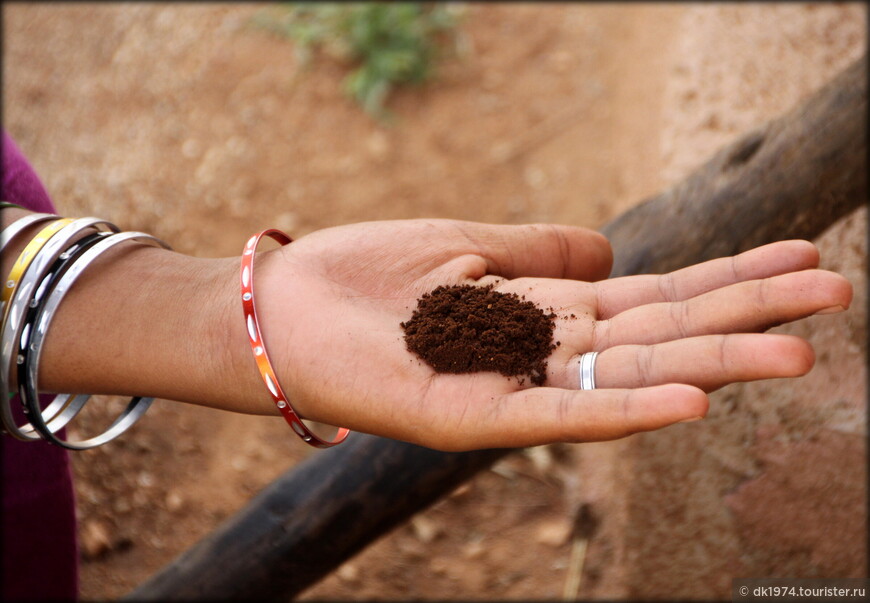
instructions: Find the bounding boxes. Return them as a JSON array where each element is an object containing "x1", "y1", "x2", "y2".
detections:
[{"x1": 1, "y1": 207, "x2": 277, "y2": 416}]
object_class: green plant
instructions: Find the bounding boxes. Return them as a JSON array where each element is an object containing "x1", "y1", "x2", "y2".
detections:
[{"x1": 257, "y1": 2, "x2": 465, "y2": 121}]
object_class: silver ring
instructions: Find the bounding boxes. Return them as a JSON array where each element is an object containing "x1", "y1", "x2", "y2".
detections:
[{"x1": 578, "y1": 351, "x2": 598, "y2": 390}]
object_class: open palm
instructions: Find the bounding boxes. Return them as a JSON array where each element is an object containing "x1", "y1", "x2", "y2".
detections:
[{"x1": 252, "y1": 219, "x2": 851, "y2": 451}]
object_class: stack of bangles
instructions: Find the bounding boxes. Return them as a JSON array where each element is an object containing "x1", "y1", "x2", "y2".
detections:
[
  {"x1": 0, "y1": 201, "x2": 170, "y2": 449},
  {"x1": 1, "y1": 202, "x2": 348, "y2": 450}
]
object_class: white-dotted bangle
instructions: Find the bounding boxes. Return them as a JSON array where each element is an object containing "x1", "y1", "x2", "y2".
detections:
[
  {"x1": 240, "y1": 229, "x2": 350, "y2": 448},
  {"x1": 19, "y1": 231, "x2": 171, "y2": 449},
  {"x1": 0, "y1": 218, "x2": 120, "y2": 440},
  {"x1": 8, "y1": 232, "x2": 109, "y2": 439}
]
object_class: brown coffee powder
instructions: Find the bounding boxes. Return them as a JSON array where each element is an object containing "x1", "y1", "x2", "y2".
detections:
[{"x1": 400, "y1": 284, "x2": 556, "y2": 386}]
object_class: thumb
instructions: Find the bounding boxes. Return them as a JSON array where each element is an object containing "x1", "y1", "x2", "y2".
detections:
[
  {"x1": 449, "y1": 384, "x2": 709, "y2": 450},
  {"x1": 447, "y1": 221, "x2": 613, "y2": 281}
]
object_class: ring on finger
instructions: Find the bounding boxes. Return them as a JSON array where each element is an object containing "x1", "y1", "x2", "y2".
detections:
[{"x1": 578, "y1": 351, "x2": 599, "y2": 390}]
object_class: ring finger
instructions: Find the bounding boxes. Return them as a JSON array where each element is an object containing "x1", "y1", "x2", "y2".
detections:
[{"x1": 554, "y1": 333, "x2": 814, "y2": 392}]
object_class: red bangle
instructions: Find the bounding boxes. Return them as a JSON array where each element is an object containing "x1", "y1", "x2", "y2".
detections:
[{"x1": 240, "y1": 229, "x2": 350, "y2": 448}]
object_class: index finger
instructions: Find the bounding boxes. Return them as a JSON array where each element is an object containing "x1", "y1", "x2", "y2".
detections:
[{"x1": 593, "y1": 240, "x2": 820, "y2": 319}]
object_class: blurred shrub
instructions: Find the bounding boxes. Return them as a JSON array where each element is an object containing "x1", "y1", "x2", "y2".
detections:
[{"x1": 256, "y1": 2, "x2": 466, "y2": 121}]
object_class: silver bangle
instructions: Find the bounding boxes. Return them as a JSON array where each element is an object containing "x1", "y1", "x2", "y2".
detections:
[
  {"x1": 0, "y1": 218, "x2": 120, "y2": 440},
  {"x1": 578, "y1": 351, "x2": 599, "y2": 390},
  {"x1": 0, "y1": 212, "x2": 58, "y2": 254},
  {"x1": 9, "y1": 232, "x2": 110, "y2": 439},
  {"x1": 22, "y1": 231, "x2": 171, "y2": 449}
]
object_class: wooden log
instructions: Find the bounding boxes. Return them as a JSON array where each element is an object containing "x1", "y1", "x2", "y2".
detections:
[
  {"x1": 603, "y1": 52, "x2": 866, "y2": 277},
  {"x1": 130, "y1": 434, "x2": 509, "y2": 600},
  {"x1": 127, "y1": 53, "x2": 866, "y2": 601}
]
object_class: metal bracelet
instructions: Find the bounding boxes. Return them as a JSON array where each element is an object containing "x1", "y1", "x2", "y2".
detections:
[
  {"x1": 2, "y1": 218, "x2": 72, "y2": 323},
  {"x1": 0, "y1": 212, "x2": 58, "y2": 255},
  {"x1": 241, "y1": 229, "x2": 350, "y2": 448},
  {"x1": 7, "y1": 232, "x2": 109, "y2": 440},
  {"x1": 0, "y1": 218, "x2": 120, "y2": 440},
  {"x1": 21, "y1": 231, "x2": 171, "y2": 449}
]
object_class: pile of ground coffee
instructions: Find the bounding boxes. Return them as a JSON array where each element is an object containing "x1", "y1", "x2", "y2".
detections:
[{"x1": 401, "y1": 284, "x2": 557, "y2": 386}]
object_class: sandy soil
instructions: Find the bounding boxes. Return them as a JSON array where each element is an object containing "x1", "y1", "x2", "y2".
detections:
[{"x1": 3, "y1": 3, "x2": 865, "y2": 600}]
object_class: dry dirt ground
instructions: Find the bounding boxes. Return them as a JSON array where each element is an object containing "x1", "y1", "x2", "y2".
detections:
[{"x1": 3, "y1": 3, "x2": 866, "y2": 601}]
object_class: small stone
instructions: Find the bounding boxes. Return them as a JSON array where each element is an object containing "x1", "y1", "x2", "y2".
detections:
[
  {"x1": 165, "y1": 490, "x2": 184, "y2": 512},
  {"x1": 525, "y1": 445, "x2": 554, "y2": 474},
  {"x1": 449, "y1": 483, "x2": 472, "y2": 499},
  {"x1": 535, "y1": 519, "x2": 572, "y2": 547},
  {"x1": 81, "y1": 520, "x2": 113, "y2": 559},
  {"x1": 411, "y1": 515, "x2": 441, "y2": 544},
  {"x1": 462, "y1": 540, "x2": 486, "y2": 559},
  {"x1": 337, "y1": 563, "x2": 360, "y2": 583},
  {"x1": 490, "y1": 459, "x2": 517, "y2": 480}
]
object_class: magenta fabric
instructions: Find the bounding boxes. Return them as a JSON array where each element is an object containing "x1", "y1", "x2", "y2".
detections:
[{"x1": 2, "y1": 131, "x2": 79, "y2": 600}]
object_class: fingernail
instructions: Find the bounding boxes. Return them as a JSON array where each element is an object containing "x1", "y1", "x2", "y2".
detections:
[
  {"x1": 678, "y1": 416, "x2": 704, "y2": 423},
  {"x1": 814, "y1": 305, "x2": 846, "y2": 315}
]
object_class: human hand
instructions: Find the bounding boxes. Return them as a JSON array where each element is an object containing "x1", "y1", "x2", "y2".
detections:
[{"x1": 248, "y1": 219, "x2": 852, "y2": 451}]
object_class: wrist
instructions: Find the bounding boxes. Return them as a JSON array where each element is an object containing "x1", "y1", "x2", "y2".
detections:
[{"x1": 36, "y1": 243, "x2": 277, "y2": 416}]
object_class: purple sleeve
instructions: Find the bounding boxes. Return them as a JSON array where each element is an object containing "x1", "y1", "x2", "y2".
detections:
[
  {"x1": 2, "y1": 131, "x2": 79, "y2": 601},
  {"x1": 2, "y1": 132, "x2": 58, "y2": 214}
]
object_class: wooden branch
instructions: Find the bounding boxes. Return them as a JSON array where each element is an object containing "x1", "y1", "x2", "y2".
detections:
[
  {"x1": 129, "y1": 435, "x2": 508, "y2": 600},
  {"x1": 127, "y1": 53, "x2": 866, "y2": 601},
  {"x1": 603, "y1": 52, "x2": 866, "y2": 277}
]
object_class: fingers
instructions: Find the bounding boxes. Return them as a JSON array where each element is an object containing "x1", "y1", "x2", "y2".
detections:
[
  {"x1": 448, "y1": 221, "x2": 613, "y2": 282},
  {"x1": 452, "y1": 333, "x2": 813, "y2": 449},
  {"x1": 594, "y1": 240, "x2": 821, "y2": 319},
  {"x1": 441, "y1": 384, "x2": 708, "y2": 450},
  {"x1": 425, "y1": 332, "x2": 814, "y2": 450},
  {"x1": 558, "y1": 334, "x2": 814, "y2": 393},
  {"x1": 596, "y1": 269, "x2": 852, "y2": 348}
]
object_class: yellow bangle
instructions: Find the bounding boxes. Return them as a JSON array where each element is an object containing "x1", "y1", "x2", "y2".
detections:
[{"x1": 2, "y1": 218, "x2": 73, "y2": 321}]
